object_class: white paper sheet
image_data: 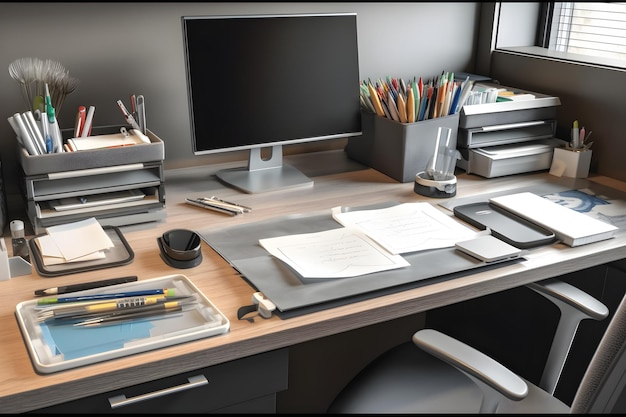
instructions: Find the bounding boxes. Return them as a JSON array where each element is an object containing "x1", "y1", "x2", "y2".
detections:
[
  {"x1": 331, "y1": 202, "x2": 478, "y2": 255},
  {"x1": 34, "y1": 235, "x2": 106, "y2": 265},
  {"x1": 259, "y1": 227, "x2": 410, "y2": 279},
  {"x1": 43, "y1": 218, "x2": 114, "y2": 261}
]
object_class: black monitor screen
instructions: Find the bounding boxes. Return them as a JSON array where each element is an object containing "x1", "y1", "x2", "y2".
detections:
[
  {"x1": 182, "y1": 13, "x2": 361, "y2": 193},
  {"x1": 183, "y1": 12, "x2": 361, "y2": 152}
]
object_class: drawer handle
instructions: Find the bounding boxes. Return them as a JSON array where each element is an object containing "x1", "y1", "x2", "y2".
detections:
[{"x1": 108, "y1": 374, "x2": 208, "y2": 409}]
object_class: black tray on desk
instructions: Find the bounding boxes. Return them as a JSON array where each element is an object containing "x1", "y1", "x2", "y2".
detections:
[
  {"x1": 454, "y1": 201, "x2": 556, "y2": 249},
  {"x1": 200, "y1": 202, "x2": 525, "y2": 319},
  {"x1": 28, "y1": 225, "x2": 134, "y2": 277}
]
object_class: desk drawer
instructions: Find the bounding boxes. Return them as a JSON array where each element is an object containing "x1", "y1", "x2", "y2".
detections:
[{"x1": 31, "y1": 348, "x2": 289, "y2": 414}]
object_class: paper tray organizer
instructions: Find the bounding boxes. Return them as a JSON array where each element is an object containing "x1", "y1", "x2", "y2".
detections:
[
  {"x1": 15, "y1": 274, "x2": 230, "y2": 374},
  {"x1": 17, "y1": 125, "x2": 167, "y2": 234},
  {"x1": 18, "y1": 125, "x2": 164, "y2": 176},
  {"x1": 458, "y1": 83, "x2": 561, "y2": 130},
  {"x1": 455, "y1": 84, "x2": 562, "y2": 178},
  {"x1": 461, "y1": 139, "x2": 562, "y2": 178}
]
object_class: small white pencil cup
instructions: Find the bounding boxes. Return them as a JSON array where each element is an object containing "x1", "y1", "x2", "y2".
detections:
[{"x1": 550, "y1": 147, "x2": 592, "y2": 178}]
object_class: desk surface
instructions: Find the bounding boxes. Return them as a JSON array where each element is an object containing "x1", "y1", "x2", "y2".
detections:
[{"x1": 2, "y1": 150, "x2": 626, "y2": 412}]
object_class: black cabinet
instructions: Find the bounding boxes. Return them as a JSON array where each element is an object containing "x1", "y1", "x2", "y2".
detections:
[{"x1": 32, "y1": 348, "x2": 288, "y2": 413}]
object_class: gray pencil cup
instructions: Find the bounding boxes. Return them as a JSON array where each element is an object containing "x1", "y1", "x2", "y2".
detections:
[{"x1": 345, "y1": 111, "x2": 460, "y2": 183}]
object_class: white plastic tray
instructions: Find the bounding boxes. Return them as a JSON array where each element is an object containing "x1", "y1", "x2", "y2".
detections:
[{"x1": 15, "y1": 274, "x2": 230, "y2": 374}]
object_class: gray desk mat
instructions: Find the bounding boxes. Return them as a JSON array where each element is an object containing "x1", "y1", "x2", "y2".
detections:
[{"x1": 199, "y1": 202, "x2": 521, "y2": 318}]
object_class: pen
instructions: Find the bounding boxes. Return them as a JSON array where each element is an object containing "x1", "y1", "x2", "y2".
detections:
[
  {"x1": 36, "y1": 288, "x2": 175, "y2": 305},
  {"x1": 37, "y1": 109, "x2": 53, "y2": 153},
  {"x1": 38, "y1": 297, "x2": 192, "y2": 322},
  {"x1": 39, "y1": 295, "x2": 172, "y2": 315},
  {"x1": 73, "y1": 304, "x2": 184, "y2": 327},
  {"x1": 34, "y1": 275, "x2": 138, "y2": 296},
  {"x1": 185, "y1": 198, "x2": 239, "y2": 216},
  {"x1": 116, "y1": 99, "x2": 141, "y2": 130},
  {"x1": 81, "y1": 105, "x2": 95, "y2": 137},
  {"x1": 74, "y1": 105, "x2": 86, "y2": 137},
  {"x1": 45, "y1": 84, "x2": 63, "y2": 152},
  {"x1": 202, "y1": 196, "x2": 252, "y2": 212},
  {"x1": 197, "y1": 197, "x2": 245, "y2": 214}
]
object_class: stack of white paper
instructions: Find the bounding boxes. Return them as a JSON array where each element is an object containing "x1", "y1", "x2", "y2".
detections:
[
  {"x1": 259, "y1": 203, "x2": 479, "y2": 279},
  {"x1": 34, "y1": 218, "x2": 114, "y2": 266}
]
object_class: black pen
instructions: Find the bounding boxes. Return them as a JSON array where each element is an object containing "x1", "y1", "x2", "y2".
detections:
[{"x1": 34, "y1": 276, "x2": 138, "y2": 297}]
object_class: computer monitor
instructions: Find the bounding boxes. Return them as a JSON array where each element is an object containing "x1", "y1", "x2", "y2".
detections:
[{"x1": 181, "y1": 12, "x2": 362, "y2": 193}]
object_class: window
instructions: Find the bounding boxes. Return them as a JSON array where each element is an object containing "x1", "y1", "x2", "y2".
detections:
[
  {"x1": 548, "y1": 2, "x2": 626, "y2": 62},
  {"x1": 489, "y1": 2, "x2": 626, "y2": 72}
]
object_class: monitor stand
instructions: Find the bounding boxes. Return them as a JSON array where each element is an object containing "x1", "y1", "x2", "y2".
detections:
[{"x1": 216, "y1": 146, "x2": 314, "y2": 193}]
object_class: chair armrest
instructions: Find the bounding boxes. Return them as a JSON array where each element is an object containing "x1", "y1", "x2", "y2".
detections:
[
  {"x1": 527, "y1": 278, "x2": 609, "y2": 394},
  {"x1": 413, "y1": 328, "x2": 528, "y2": 407},
  {"x1": 527, "y1": 278, "x2": 609, "y2": 320}
]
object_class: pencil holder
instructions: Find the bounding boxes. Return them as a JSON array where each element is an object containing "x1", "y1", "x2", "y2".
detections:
[
  {"x1": 345, "y1": 110, "x2": 460, "y2": 183},
  {"x1": 549, "y1": 147, "x2": 592, "y2": 178}
]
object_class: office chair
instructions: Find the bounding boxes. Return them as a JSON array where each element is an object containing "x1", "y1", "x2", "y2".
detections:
[{"x1": 328, "y1": 278, "x2": 624, "y2": 413}]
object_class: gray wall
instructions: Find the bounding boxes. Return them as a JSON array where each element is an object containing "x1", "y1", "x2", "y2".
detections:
[
  {"x1": 0, "y1": 2, "x2": 480, "y2": 200},
  {"x1": 490, "y1": 51, "x2": 626, "y2": 184},
  {"x1": 481, "y1": 1, "x2": 626, "y2": 184}
]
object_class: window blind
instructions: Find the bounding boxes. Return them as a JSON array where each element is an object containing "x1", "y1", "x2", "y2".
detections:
[{"x1": 550, "y1": 2, "x2": 626, "y2": 62}]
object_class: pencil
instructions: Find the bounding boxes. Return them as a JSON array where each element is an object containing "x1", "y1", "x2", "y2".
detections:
[
  {"x1": 36, "y1": 288, "x2": 176, "y2": 305},
  {"x1": 34, "y1": 276, "x2": 138, "y2": 297},
  {"x1": 37, "y1": 297, "x2": 193, "y2": 322},
  {"x1": 73, "y1": 304, "x2": 184, "y2": 327}
]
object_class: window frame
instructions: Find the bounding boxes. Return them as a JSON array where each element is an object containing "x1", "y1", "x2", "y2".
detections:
[{"x1": 485, "y1": 2, "x2": 626, "y2": 73}]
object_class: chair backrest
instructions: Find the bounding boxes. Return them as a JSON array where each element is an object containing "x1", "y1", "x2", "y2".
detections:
[{"x1": 571, "y1": 292, "x2": 626, "y2": 413}]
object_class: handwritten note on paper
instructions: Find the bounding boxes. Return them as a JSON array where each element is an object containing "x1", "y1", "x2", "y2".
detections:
[
  {"x1": 331, "y1": 202, "x2": 478, "y2": 255},
  {"x1": 259, "y1": 227, "x2": 410, "y2": 279}
]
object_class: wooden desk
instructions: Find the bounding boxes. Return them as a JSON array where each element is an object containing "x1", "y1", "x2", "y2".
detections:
[{"x1": 1, "y1": 150, "x2": 625, "y2": 413}]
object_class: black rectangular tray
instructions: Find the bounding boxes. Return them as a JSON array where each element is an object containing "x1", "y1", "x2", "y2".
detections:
[
  {"x1": 28, "y1": 225, "x2": 134, "y2": 277},
  {"x1": 453, "y1": 201, "x2": 556, "y2": 249}
]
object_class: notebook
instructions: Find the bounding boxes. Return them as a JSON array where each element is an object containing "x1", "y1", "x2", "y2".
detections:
[{"x1": 489, "y1": 192, "x2": 618, "y2": 247}]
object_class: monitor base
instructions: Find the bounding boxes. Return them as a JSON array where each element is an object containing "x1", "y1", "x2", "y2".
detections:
[{"x1": 216, "y1": 146, "x2": 313, "y2": 194}]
